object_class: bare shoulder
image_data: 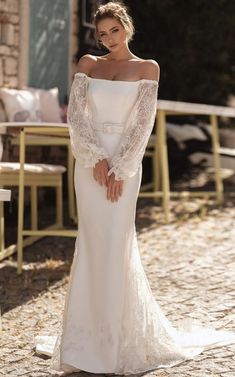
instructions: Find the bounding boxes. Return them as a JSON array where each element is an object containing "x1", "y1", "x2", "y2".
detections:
[
  {"x1": 76, "y1": 54, "x2": 98, "y2": 75},
  {"x1": 140, "y1": 59, "x2": 160, "y2": 82}
]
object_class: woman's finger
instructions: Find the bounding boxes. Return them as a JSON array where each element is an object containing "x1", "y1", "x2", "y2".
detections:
[
  {"x1": 112, "y1": 184, "x2": 116, "y2": 202},
  {"x1": 119, "y1": 182, "x2": 123, "y2": 197},
  {"x1": 108, "y1": 180, "x2": 114, "y2": 202},
  {"x1": 115, "y1": 185, "x2": 119, "y2": 201},
  {"x1": 104, "y1": 172, "x2": 108, "y2": 187},
  {"x1": 98, "y1": 173, "x2": 102, "y2": 185},
  {"x1": 107, "y1": 181, "x2": 111, "y2": 200},
  {"x1": 102, "y1": 171, "x2": 108, "y2": 187},
  {"x1": 112, "y1": 181, "x2": 117, "y2": 202},
  {"x1": 99, "y1": 175, "x2": 103, "y2": 186},
  {"x1": 98, "y1": 171, "x2": 104, "y2": 186}
]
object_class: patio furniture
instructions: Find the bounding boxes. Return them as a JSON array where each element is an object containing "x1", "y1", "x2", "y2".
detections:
[
  {"x1": 0, "y1": 87, "x2": 77, "y2": 223},
  {"x1": 141, "y1": 100, "x2": 235, "y2": 222},
  {"x1": 0, "y1": 189, "x2": 11, "y2": 254},
  {"x1": 0, "y1": 124, "x2": 77, "y2": 274},
  {"x1": 0, "y1": 162, "x2": 65, "y2": 257},
  {"x1": 13, "y1": 132, "x2": 77, "y2": 221}
]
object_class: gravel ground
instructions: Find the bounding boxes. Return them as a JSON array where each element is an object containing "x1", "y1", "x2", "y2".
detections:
[{"x1": 0, "y1": 196, "x2": 235, "y2": 377}]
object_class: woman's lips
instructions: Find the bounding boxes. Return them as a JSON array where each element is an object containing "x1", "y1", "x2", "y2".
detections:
[{"x1": 110, "y1": 44, "x2": 118, "y2": 48}]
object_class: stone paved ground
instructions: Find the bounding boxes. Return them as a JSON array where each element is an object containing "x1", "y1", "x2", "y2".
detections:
[{"x1": 0, "y1": 197, "x2": 235, "y2": 377}]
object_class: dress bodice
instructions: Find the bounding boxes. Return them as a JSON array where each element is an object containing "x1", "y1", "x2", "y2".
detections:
[
  {"x1": 67, "y1": 73, "x2": 159, "y2": 180},
  {"x1": 87, "y1": 78, "x2": 140, "y2": 125}
]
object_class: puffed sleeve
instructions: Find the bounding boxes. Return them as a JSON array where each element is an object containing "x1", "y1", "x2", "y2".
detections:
[
  {"x1": 107, "y1": 80, "x2": 159, "y2": 181},
  {"x1": 67, "y1": 72, "x2": 109, "y2": 167}
]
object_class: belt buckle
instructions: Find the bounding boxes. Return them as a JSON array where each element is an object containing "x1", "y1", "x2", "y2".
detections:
[{"x1": 103, "y1": 123, "x2": 112, "y2": 133}]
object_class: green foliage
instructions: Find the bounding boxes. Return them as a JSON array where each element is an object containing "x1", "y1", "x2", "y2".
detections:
[{"x1": 125, "y1": 0, "x2": 235, "y2": 105}]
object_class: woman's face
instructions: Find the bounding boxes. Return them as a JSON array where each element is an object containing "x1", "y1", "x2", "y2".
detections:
[{"x1": 96, "y1": 17, "x2": 127, "y2": 51}]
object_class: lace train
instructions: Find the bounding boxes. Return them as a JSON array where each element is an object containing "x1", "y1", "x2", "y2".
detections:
[{"x1": 35, "y1": 232, "x2": 235, "y2": 375}]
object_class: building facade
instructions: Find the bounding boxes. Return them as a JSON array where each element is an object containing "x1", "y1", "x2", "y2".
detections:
[{"x1": 0, "y1": 0, "x2": 79, "y2": 103}]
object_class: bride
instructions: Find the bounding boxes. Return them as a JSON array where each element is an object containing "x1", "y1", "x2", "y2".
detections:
[{"x1": 35, "y1": 2, "x2": 235, "y2": 375}]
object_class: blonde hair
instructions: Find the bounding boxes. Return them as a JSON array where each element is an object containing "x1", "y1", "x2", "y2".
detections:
[{"x1": 93, "y1": 1, "x2": 135, "y2": 43}]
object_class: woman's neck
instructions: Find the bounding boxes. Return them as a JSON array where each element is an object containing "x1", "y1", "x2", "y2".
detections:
[{"x1": 106, "y1": 45, "x2": 135, "y2": 62}]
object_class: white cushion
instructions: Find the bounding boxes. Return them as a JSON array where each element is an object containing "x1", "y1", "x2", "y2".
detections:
[
  {"x1": 0, "y1": 88, "x2": 41, "y2": 122},
  {"x1": 167, "y1": 122, "x2": 207, "y2": 143},
  {"x1": 24, "y1": 87, "x2": 62, "y2": 123},
  {"x1": 0, "y1": 162, "x2": 66, "y2": 174},
  {"x1": 0, "y1": 189, "x2": 11, "y2": 201}
]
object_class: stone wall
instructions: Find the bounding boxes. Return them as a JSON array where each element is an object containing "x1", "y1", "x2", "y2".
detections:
[
  {"x1": 71, "y1": 0, "x2": 79, "y2": 78},
  {"x1": 0, "y1": 1, "x2": 80, "y2": 204},
  {"x1": 0, "y1": 0, "x2": 20, "y2": 88},
  {"x1": 0, "y1": 0, "x2": 79, "y2": 89}
]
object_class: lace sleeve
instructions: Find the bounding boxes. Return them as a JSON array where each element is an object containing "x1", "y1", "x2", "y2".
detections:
[
  {"x1": 107, "y1": 80, "x2": 159, "y2": 181},
  {"x1": 67, "y1": 73, "x2": 109, "y2": 167}
]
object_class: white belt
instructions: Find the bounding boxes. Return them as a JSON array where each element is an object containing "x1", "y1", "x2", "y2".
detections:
[{"x1": 93, "y1": 121, "x2": 125, "y2": 134}]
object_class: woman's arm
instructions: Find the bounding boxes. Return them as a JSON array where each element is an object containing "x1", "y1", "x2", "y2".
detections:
[
  {"x1": 67, "y1": 57, "x2": 109, "y2": 168},
  {"x1": 140, "y1": 59, "x2": 160, "y2": 82},
  {"x1": 107, "y1": 60, "x2": 160, "y2": 181}
]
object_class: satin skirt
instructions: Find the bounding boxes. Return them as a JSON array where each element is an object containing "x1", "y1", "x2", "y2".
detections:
[{"x1": 35, "y1": 158, "x2": 235, "y2": 375}]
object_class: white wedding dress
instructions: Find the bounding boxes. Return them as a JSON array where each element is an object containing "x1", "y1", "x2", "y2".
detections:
[{"x1": 35, "y1": 72, "x2": 235, "y2": 375}]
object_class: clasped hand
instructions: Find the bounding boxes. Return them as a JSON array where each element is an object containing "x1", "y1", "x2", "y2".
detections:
[{"x1": 93, "y1": 159, "x2": 123, "y2": 202}]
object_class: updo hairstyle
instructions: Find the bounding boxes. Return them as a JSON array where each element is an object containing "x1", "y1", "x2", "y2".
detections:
[{"x1": 93, "y1": 1, "x2": 135, "y2": 43}]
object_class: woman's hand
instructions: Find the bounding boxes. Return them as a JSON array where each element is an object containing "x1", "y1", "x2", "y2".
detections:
[
  {"x1": 107, "y1": 173, "x2": 124, "y2": 202},
  {"x1": 93, "y1": 159, "x2": 109, "y2": 187}
]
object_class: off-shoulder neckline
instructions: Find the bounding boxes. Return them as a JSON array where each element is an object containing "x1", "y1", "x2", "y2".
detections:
[{"x1": 74, "y1": 72, "x2": 159, "y2": 85}]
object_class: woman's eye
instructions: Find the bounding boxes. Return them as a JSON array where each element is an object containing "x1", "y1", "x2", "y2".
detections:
[{"x1": 112, "y1": 29, "x2": 119, "y2": 33}]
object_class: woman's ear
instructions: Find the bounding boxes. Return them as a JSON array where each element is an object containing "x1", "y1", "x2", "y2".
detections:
[
  {"x1": 97, "y1": 39, "x2": 104, "y2": 49},
  {"x1": 94, "y1": 30, "x2": 103, "y2": 49}
]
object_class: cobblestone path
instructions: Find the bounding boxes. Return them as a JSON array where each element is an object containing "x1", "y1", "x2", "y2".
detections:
[{"x1": 0, "y1": 199, "x2": 235, "y2": 376}]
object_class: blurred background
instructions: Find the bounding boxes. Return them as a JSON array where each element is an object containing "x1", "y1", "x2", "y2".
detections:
[
  {"x1": 1, "y1": 0, "x2": 235, "y2": 202},
  {"x1": 1, "y1": 0, "x2": 235, "y2": 106}
]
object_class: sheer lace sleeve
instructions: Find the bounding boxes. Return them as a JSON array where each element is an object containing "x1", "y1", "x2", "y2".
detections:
[
  {"x1": 67, "y1": 73, "x2": 109, "y2": 167},
  {"x1": 107, "y1": 80, "x2": 159, "y2": 181}
]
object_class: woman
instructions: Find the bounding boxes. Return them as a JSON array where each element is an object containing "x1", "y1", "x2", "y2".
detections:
[{"x1": 36, "y1": 2, "x2": 235, "y2": 375}]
